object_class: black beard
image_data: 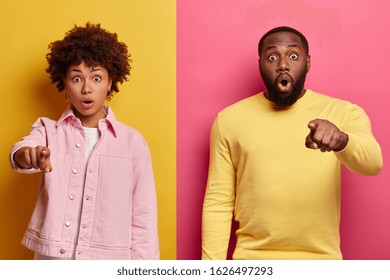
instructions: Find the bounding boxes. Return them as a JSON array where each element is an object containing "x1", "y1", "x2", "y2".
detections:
[{"x1": 261, "y1": 70, "x2": 307, "y2": 107}]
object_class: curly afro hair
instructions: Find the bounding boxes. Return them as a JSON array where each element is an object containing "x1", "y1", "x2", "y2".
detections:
[{"x1": 46, "y1": 23, "x2": 131, "y2": 99}]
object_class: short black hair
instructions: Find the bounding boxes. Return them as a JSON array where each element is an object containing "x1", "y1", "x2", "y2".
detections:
[{"x1": 258, "y1": 26, "x2": 309, "y2": 56}]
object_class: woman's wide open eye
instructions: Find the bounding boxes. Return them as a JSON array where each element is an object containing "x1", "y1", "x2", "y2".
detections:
[
  {"x1": 72, "y1": 76, "x2": 81, "y2": 82},
  {"x1": 93, "y1": 76, "x2": 102, "y2": 82}
]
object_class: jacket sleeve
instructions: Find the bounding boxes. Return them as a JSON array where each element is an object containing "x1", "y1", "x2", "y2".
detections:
[
  {"x1": 131, "y1": 137, "x2": 160, "y2": 260},
  {"x1": 202, "y1": 116, "x2": 236, "y2": 260},
  {"x1": 335, "y1": 105, "x2": 382, "y2": 176},
  {"x1": 9, "y1": 118, "x2": 47, "y2": 174}
]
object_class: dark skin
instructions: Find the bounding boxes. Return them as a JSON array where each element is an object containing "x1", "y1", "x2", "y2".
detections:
[
  {"x1": 306, "y1": 119, "x2": 349, "y2": 152},
  {"x1": 259, "y1": 31, "x2": 349, "y2": 152}
]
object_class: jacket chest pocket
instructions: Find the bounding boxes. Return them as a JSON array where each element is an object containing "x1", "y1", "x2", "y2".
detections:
[{"x1": 90, "y1": 156, "x2": 134, "y2": 249}]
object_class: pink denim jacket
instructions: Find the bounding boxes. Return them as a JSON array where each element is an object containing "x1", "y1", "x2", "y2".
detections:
[{"x1": 9, "y1": 106, "x2": 159, "y2": 260}]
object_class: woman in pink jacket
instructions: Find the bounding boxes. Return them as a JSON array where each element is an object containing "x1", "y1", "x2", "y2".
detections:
[{"x1": 9, "y1": 23, "x2": 159, "y2": 260}]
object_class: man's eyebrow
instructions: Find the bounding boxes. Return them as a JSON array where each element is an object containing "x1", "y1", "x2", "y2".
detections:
[
  {"x1": 287, "y1": 44, "x2": 301, "y2": 48},
  {"x1": 265, "y1": 44, "x2": 301, "y2": 51},
  {"x1": 265, "y1": 45, "x2": 277, "y2": 51}
]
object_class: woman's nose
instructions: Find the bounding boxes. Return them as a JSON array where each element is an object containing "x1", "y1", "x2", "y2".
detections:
[{"x1": 82, "y1": 82, "x2": 92, "y2": 94}]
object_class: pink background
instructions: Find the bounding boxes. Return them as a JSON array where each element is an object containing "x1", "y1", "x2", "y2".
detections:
[{"x1": 177, "y1": 0, "x2": 389, "y2": 259}]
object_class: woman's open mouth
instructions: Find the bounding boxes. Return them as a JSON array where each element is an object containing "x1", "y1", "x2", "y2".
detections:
[{"x1": 82, "y1": 100, "x2": 94, "y2": 109}]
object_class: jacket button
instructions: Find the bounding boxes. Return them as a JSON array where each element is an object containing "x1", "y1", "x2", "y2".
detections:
[
  {"x1": 72, "y1": 169, "x2": 78, "y2": 174},
  {"x1": 76, "y1": 143, "x2": 81, "y2": 148},
  {"x1": 65, "y1": 221, "x2": 71, "y2": 227},
  {"x1": 69, "y1": 195, "x2": 74, "y2": 200},
  {"x1": 60, "y1": 248, "x2": 66, "y2": 254}
]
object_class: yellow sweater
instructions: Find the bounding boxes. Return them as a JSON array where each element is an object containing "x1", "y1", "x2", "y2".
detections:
[{"x1": 202, "y1": 90, "x2": 382, "y2": 260}]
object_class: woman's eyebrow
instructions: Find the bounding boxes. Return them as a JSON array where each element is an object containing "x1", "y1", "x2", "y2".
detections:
[
  {"x1": 69, "y1": 68, "x2": 82, "y2": 73},
  {"x1": 91, "y1": 66, "x2": 104, "y2": 72}
]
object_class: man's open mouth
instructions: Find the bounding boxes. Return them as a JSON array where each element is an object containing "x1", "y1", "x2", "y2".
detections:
[
  {"x1": 277, "y1": 74, "x2": 292, "y2": 93},
  {"x1": 281, "y1": 79, "x2": 288, "y2": 87}
]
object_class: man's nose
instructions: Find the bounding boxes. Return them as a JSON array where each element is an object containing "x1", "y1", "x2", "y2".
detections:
[{"x1": 277, "y1": 57, "x2": 289, "y2": 72}]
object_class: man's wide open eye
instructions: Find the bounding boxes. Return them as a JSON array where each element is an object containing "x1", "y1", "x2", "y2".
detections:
[
  {"x1": 268, "y1": 54, "x2": 277, "y2": 61},
  {"x1": 289, "y1": 53, "x2": 298, "y2": 60}
]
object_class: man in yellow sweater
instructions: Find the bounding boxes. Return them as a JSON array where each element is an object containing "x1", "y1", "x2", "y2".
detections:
[{"x1": 202, "y1": 26, "x2": 383, "y2": 260}]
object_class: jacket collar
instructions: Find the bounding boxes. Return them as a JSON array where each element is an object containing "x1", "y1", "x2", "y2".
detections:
[{"x1": 56, "y1": 105, "x2": 118, "y2": 137}]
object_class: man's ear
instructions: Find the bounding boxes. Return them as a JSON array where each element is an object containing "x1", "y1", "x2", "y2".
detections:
[{"x1": 306, "y1": 55, "x2": 311, "y2": 73}]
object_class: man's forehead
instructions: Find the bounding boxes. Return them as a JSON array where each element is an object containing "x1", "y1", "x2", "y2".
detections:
[{"x1": 262, "y1": 32, "x2": 304, "y2": 49}]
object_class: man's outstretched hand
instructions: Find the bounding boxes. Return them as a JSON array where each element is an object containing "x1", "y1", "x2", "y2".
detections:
[{"x1": 305, "y1": 119, "x2": 349, "y2": 152}]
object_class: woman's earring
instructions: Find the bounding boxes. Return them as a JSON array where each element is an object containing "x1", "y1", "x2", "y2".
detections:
[{"x1": 65, "y1": 91, "x2": 69, "y2": 102}]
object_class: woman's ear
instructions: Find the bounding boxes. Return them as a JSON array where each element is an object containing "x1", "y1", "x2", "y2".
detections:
[{"x1": 106, "y1": 79, "x2": 113, "y2": 101}]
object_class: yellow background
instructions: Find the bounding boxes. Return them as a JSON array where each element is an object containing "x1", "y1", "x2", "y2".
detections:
[{"x1": 0, "y1": 0, "x2": 176, "y2": 259}]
